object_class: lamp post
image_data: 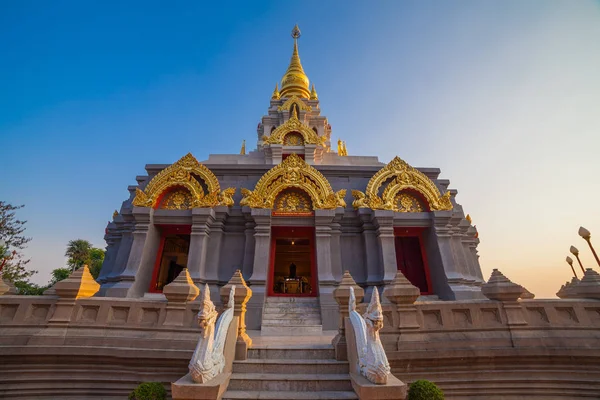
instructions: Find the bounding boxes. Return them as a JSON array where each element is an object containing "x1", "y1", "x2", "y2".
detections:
[
  {"x1": 579, "y1": 226, "x2": 600, "y2": 268},
  {"x1": 565, "y1": 256, "x2": 578, "y2": 278},
  {"x1": 570, "y1": 246, "x2": 585, "y2": 274}
]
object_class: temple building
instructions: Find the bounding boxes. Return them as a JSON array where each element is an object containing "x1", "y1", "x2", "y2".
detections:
[{"x1": 97, "y1": 25, "x2": 485, "y2": 332}]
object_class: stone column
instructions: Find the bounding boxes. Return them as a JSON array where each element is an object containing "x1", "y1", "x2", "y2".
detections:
[
  {"x1": 104, "y1": 208, "x2": 154, "y2": 297},
  {"x1": 246, "y1": 208, "x2": 272, "y2": 330},
  {"x1": 204, "y1": 206, "x2": 229, "y2": 305},
  {"x1": 431, "y1": 211, "x2": 473, "y2": 300},
  {"x1": 125, "y1": 207, "x2": 162, "y2": 298},
  {"x1": 330, "y1": 208, "x2": 345, "y2": 282},
  {"x1": 102, "y1": 219, "x2": 134, "y2": 297},
  {"x1": 374, "y1": 209, "x2": 397, "y2": 285},
  {"x1": 358, "y1": 208, "x2": 381, "y2": 302},
  {"x1": 97, "y1": 231, "x2": 120, "y2": 285},
  {"x1": 315, "y1": 209, "x2": 338, "y2": 330},
  {"x1": 187, "y1": 208, "x2": 215, "y2": 287},
  {"x1": 304, "y1": 144, "x2": 316, "y2": 165},
  {"x1": 270, "y1": 144, "x2": 283, "y2": 165},
  {"x1": 241, "y1": 211, "x2": 256, "y2": 281}
]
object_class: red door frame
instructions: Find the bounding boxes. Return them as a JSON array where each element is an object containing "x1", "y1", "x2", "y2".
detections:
[
  {"x1": 393, "y1": 227, "x2": 433, "y2": 295},
  {"x1": 148, "y1": 224, "x2": 192, "y2": 293},
  {"x1": 267, "y1": 226, "x2": 318, "y2": 297}
]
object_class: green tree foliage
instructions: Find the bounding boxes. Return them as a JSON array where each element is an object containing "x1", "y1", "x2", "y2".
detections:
[
  {"x1": 13, "y1": 281, "x2": 46, "y2": 295},
  {"x1": 88, "y1": 247, "x2": 105, "y2": 279},
  {"x1": 64, "y1": 239, "x2": 105, "y2": 279},
  {"x1": 65, "y1": 239, "x2": 93, "y2": 271},
  {"x1": 128, "y1": 382, "x2": 166, "y2": 400},
  {"x1": 50, "y1": 267, "x2": 71, "y2": 286},
  {"x1": 407, "y1": 379, "x2": 445, "y2": 400},
  {"x1": 0, "y1": 201, "x2": 36, "y2": 283}
]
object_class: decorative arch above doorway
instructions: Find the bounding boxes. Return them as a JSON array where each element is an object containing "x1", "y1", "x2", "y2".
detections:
[
  {"x1": 261, "y1": 109, "x2": 325, "y2": 146},
  {"x1": 351, "y1": 156, "x2": 453, "y2": 211},
  {"x1": 240, "y1": 153, "x2": 346, "y2": 210},
  {"x1": 132, "y1": 153, "x2": 235, "y2": 209}
]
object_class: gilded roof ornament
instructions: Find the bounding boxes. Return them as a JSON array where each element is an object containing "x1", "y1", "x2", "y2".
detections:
[
  {"x1": 280, "y1": 25, "x2": 311, "y2": 99},
  {"x1": 271, "y1": 83, "x2": 280, "y2": 100},
  {"x1": 240, "y1": 153, "x2": 345, "y2": 210},
  {"x1": 277, "y1": 95, "x2": 312, "y2": 112},
  {"x1": 352, "y1": 156, "x2": 453, "y2": 212},
  {"x1": 113, "y1": 210, "x2": 119, "y2": 218},
  {"x1": 310, "y1": 84, "x2": 318, "y2": 100},
  {"x1": 132, "y1": 153, "x2": 235, "y2": 209},
  {"x1": 262, "y1": 109, "x2": 325, "y2": 146},
  {"x1": 240, "y1": 140, "x2": 246, "y2": 155}
]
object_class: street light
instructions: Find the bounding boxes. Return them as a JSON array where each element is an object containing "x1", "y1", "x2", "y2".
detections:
[
  {"x1": 565, "y1": 256, "x2": 578, "y2": 278},
  {"x1": 579, "y1": 226, "x2": 600, "y2": 268},
  {"x1": 570, "y1": 245, "x2": 586, "y2": 274}
]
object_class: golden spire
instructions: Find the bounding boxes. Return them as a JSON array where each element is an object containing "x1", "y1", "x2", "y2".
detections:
[
  {"x1": 240, "y1": 140, "x2": 246, "y2": 155},
  {"x1": 280, "y1": 25, "x2": 311, "y2": 99},
  {"x1": 310, "y1": 84, "x2": 318, "y2": 100},
  {"x1": 271, "y1": 83, "x2": 280, "y2": 100}
]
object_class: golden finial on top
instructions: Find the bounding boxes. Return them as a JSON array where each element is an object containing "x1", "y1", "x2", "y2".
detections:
[
  {"x1": 240, "y1": 140, "x2": 246, "y2": 155},
  {"x1": 310, "y1": 84, "x2": 318, "y2": 100},
  {"x1": 271, "y1": 83, "x2": 280, "y2": 100},
  {"x1": 280, "y1": 25, "x2": 310, "y2": 99}
]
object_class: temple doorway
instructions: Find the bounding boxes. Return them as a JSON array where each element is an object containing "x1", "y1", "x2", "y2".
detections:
[
  {"x1": 268, "y1": 226, "x2": 317, "y2": 297},
  {"x1": 149, "y1": 225, "x2": 191, "y2": 293},
  {"x1": 394, "y1": 227, "x2": 432, "y2": 294}
]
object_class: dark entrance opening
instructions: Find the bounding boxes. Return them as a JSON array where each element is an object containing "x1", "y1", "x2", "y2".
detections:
[
  {"x1": 394, "y1": 227, "x2": 432, "y2": 294},
  {"x1": 149, "y1": 225, "x2": 191, "y2": 293},
  {"x1": 268, "y1": 226, "x2": 316, "y2": 296}
]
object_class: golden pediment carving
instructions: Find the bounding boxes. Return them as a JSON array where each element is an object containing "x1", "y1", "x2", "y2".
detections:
[
  {"x1": 240, "y1": 153, "x2": 345, "y2": 210},
  {"x1": 262, "y1": 110, "x2": 325, "y2": 146},
  {"x1": 352, "y1": 156, "x2": 453, "y2": 212},
  {"x1": 277, "y1": 95, "x2": 312, "y2": 112},
  {"x1": 132, "y1": 153, "x2": 235, "y2": 209}
]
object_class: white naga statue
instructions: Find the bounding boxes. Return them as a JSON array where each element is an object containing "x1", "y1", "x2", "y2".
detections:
[
  {"x1": 348, "y1": 286, "x2": 391, "y2": 384},
  {"x1": 189, "y1": 284, "x2": 236, "y2": 383}
]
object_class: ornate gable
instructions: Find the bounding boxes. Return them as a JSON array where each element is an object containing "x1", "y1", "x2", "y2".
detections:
[
  {"x1": 262, "y1": 109, "x2": 324, "y2": 146},
  {"x1": 352, "y1": 156, "x2": 452, "y2": 211},
  {"x1": 240, "y1": 153, "x2": 345, "y2": 209},
  {"x1": 132, "y1": 153, "x2": 235, "y2": 209}
]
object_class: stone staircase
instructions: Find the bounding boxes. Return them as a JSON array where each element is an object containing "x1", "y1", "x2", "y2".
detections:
[
  {"x1": 223, "y1": 344, "x2": 356, "y2": 400},
  {"x1": 261, "y1": 297, "x2": 322, "y2": 336}
]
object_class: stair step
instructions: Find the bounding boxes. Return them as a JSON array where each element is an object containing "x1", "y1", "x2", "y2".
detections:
[
  {"x1": 263, "y1": 307, "x2": 321, "y2": 316},
  {"x1": 262, "y1": 319, "x2": 322, "y2": 326},
  {"x1": 233, "y1": 359, "x2": 349, "y2": 374},
  {"x1": 262, "y1": 313, "x2": 322, "y2": 319},
  {"x1": 265, "y1": 297, "x2": 319, "y2": 303},
  {"x1": 248, "y1": 347, "x2": 335, "y2": 360},
  {"x1": 228, "y1": 373, "x2": 353, "y2": 391},
  {"x1": 223, "y1": 390, "x2": 358, "y2": 399}
]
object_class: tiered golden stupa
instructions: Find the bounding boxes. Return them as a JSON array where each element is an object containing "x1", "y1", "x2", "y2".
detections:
[{"x1": 279, "y1": 25, "x2": 311, "y2": 99}]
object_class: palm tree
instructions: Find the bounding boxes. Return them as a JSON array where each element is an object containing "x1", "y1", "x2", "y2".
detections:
[{"x1": 65, "y1": 239, "x2": 92, "y2": 272}]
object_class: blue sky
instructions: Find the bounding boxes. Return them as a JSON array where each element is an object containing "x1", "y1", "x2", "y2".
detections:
[{"x1": 1, "y1": 1, "x2": 600, "y2": 297}]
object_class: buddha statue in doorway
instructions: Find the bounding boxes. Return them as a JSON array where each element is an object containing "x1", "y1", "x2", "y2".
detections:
[{"x1": 289, "y1": 262, "x2": 297, "y2": 279}]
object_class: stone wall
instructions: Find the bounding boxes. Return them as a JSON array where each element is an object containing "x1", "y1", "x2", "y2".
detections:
[{"x1": 1, "y1": 294, "x2": 599, "y2": 399}]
